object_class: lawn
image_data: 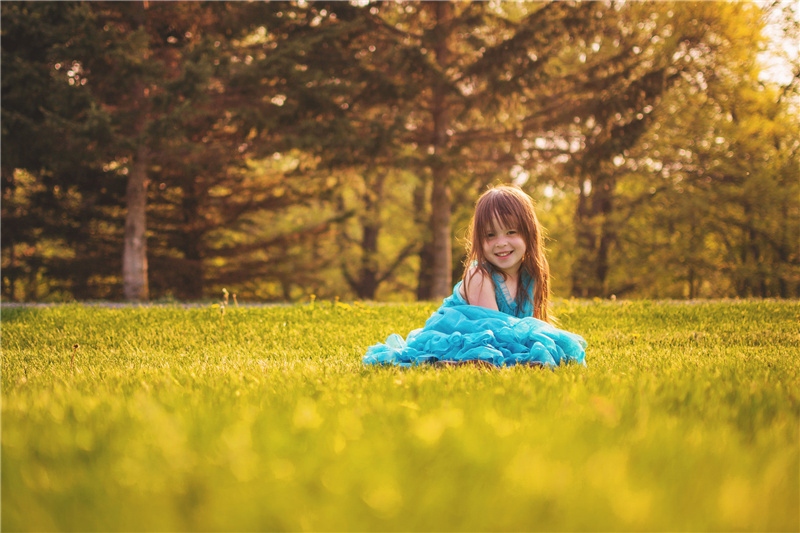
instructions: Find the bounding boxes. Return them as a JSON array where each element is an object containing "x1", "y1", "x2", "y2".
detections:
[{"x1": 2, "y1": 299, "x2": 798, "y2": 531}]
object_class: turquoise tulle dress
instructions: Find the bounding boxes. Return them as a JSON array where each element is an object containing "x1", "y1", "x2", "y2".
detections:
[{"x1": 363, "y1": 269, "x2": 587, "y2": 368}]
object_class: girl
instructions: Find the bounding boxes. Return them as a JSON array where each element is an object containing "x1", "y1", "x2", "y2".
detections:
[
  {"x1": 454, "y1": 185, "x2": 551, "y2": 322},
  {"x1": 363, "y1": 185, "x2": 586, "y2": 368}
]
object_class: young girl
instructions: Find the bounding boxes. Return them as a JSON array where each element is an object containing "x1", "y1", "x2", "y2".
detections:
[
  {"x1": 452, "y1": 185, "x2": 551, "y2": 321},
  {"x1": 363, "y1": 185, "x2": 586, "y2": 368}
]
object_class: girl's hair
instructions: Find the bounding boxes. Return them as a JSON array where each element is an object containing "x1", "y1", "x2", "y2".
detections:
[{"x1": 463, "y1": 185, "x2": 552, "y2": 323}]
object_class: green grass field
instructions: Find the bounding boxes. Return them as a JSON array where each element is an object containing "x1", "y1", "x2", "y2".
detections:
[{"x1": 2, "y1": 300, "x2": 798, "y2": 531}]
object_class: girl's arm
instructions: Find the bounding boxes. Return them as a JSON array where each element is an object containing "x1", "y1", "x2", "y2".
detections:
[{"x1": 461, "y1": 266, "x2": 499, "y2": 311}]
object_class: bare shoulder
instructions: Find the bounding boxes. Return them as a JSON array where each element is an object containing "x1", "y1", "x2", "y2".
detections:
[
  {"x1": 463, "y1": 265, "x2": 490, "y2": 286},
  {"x1": 462, "y1": 266, "x2": 498, "y2": 311}
]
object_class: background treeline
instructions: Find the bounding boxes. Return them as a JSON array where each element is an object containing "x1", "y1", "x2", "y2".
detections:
[{"x1": 2, "y1": 0, "x2": 799, "y2": 303}]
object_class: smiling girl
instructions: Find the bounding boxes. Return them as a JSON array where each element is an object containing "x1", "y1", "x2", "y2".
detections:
[
  {"x1": 363, "y1": 184, "x2": 585, "y2": 368},
  {"x1": 459, "y1": 185, "x2": 551, "y2": 321}
]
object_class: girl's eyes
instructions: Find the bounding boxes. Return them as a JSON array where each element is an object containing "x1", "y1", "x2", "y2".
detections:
[{"x1": 486, "y1": 230, "x2": 517, "y2": 238}]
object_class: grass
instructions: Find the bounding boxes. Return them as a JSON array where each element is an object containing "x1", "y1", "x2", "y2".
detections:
[{"x1": 1, "y1": 299, "x2": 798, "y2": 531}]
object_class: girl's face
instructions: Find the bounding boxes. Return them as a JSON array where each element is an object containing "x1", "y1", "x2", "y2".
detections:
[{"x1": 482, "y1": 218, "x2": 526, "y2": 276}]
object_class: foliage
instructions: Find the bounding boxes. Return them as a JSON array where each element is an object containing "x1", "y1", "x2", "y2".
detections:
[
  {"x1": 1, "y1": 2, "x2": 124, "y2": 300},
  {"x1": 2, "y1": 300, "x2": 799, "y2": 531},
  {"x1": 606, "y1": 2, "x2": 800, "y2": 298},
  {"x1": 1, "y1": 1, "x2": 798, "y2": 302}
]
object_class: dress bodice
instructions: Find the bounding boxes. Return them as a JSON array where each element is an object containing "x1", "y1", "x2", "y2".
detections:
[
  {"x1": 490, "y1": 269, "x2": 534, "y2": 318},
  {"x1": 442, "y1": 267, "x2": 534, "y2": 318}
]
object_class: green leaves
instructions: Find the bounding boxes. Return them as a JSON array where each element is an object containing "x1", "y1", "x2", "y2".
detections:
[{"x1": 2, "y1": 1, "x2": 798, "y2": 302}]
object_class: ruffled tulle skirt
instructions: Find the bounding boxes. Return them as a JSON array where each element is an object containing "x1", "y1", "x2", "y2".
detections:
[{"x1": 363, "y1": 304, "x2": 587, "y2": 368}]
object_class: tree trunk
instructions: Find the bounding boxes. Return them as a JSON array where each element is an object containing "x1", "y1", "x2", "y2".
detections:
[
  {"x1": 571, "y1": 173, "x2": 615, "y2": 298},
  {"x1": 122, "y1": 143, "x2": 149, "y2": 301},
  {"x1": 593, "y1": 178, "x2": 615, "y2": 294},
  {"x1": 414, "y1": 180, "x2": 434, "y2": 300},
  {"x1": 354, "y1": 171, "x2": 385, "y2": 299},
  {"x1": 571, "y1": 182, "x2": 592, "y2": 298},
  {"x1": 429, "y1": 173, "x2": 452, "y2": 299},
  {"x1": 428, "y1": 0, "x2": 453, "y2": 300},
  {"x1": 178, "y1": 184, "x2": 205, "y2": 300},
  {"x1": 122, "y1": 2, "x2": 150, "y2": 302}
]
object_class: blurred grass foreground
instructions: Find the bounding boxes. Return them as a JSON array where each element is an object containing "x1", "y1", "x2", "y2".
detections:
[{"x1": 1, "y1": 300, "x2": 798, "y2": 531}]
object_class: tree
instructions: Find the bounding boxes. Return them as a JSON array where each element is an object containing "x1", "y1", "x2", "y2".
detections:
[
  {"x1": 598, "y1": 1, "x2": 800, "y2": 298},
  {"x1": 4, "y1": 0, "x2": 796, "y2": 303},
  {"x1": 1, "y1": 1, "x2": 122, "y2": 301},
  {"x1": 296, "y1": 1, "x2": 609, "y2": 299},
  {"x1": 3, "y1": 1, "x2": 347, "y2": 301},
  {"x1": 548, "y1": 1, "x2": 778, "y2": 297}
]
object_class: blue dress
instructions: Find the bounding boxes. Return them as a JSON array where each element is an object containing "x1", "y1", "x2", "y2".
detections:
[{"x1": 363, "y1": 270, "x2": 587, "y2": 368}]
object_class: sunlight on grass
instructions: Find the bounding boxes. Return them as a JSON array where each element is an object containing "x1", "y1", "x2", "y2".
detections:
[{"x1": 2, "y1": 300, "x2": 798, "y2": 531}]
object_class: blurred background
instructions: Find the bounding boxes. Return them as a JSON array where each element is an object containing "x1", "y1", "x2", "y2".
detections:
[{"x1": 2, "y1": 0, "x2": 798, "y2": 303}]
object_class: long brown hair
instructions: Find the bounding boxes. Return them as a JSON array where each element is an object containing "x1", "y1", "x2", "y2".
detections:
[{"x1": 462, "y1": 185, "x2": 552, "y2": 323}]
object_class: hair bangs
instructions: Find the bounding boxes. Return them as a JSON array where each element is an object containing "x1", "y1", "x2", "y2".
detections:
[{"x1": 474, "y1": 188, "x2": 531, "y2": 238}]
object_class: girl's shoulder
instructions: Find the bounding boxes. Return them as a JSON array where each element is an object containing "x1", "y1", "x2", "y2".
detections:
[
  {"x1": 462, "y1": 264, "x2": 498, "y2": 310},
  {"x1": 463, "y1": 263, "x2": 492, "y2": 285}
]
